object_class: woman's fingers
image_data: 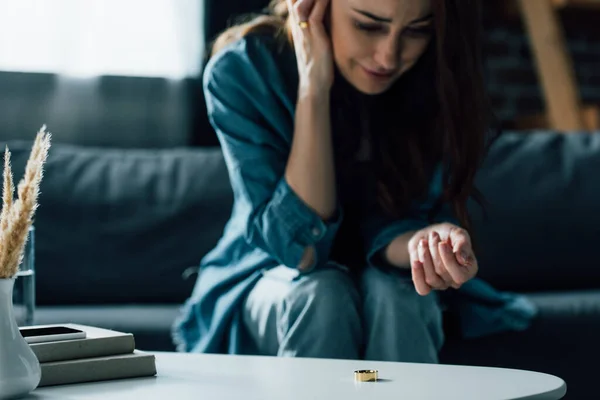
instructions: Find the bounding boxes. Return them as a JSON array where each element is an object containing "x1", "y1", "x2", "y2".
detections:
[
  {"x1": 412, "y1": 261, "x2": 431, "y2": 296},
  {"x1": 309, "y1": 0, "x2": 331, "y2": 40},
  {"x1": 449, "y1": 227, "x2": 474, "y2": 266},
  {"x1": 409, "y1": 225, "x2": 478, "y2": 295},
  {"x1": 286, "y1": 0, "x2": 302, "y2": 44},
  {"x1": 286, "y1": 0, "x2": 312, "y2": 64},
  {"x1": 428, "y1": 232, "x2": 454, "y2": 286},
  {"x1": 418, "y1": 239, "x2": 447, "y2": 290},
  {"x1": 286, "y1": 0, "x2": 297, "y2": 22},
  {"x1": 287, "y1": 0, "x2": 334, "y2": 91},
  {"x1": 454, "y1": 243, "x2": 474, "y2": 267},
  {"x1": 294, "y1": 0, "x2": 317, "y2": 22},
  {"x1": 439, "y1": 240, "x2": 475, "y2": 286},
  {"x1": 408, "y1": 233, "x2": 425, "y2": 267},
  {"x1": 409, "y1": 234, "x2": 430, "y2": 296},
  {"x1": 310, "y1": 0, "x2": 330, "y2": 22}
]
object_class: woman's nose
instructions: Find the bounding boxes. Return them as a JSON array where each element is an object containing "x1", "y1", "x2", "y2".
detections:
[{"x1": 374, "y1": 38, "x2": 400, "y2": 72}]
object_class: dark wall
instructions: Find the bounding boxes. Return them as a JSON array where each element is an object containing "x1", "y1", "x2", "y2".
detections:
[{"x1": 482, "y1": 6, "x2": 600, "y2": 125}]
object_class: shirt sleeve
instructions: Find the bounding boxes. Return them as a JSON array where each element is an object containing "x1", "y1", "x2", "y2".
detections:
[
  {"x1": 363, "y1": 166, "x2": 458, "y2": 269},
  {"x1": 363, "y1": 208, "x2": 429, "y2": 269},
  {"x1": 203, "y1": 38, "x2": 342, "y2": 273}
]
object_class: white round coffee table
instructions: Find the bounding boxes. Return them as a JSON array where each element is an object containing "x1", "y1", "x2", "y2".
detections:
[{"x1": 30, "y1": 351, "x2": 566, "y2": 399}]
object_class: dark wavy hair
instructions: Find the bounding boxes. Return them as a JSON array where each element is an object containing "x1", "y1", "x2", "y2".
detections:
[{"x1": 209, "y1": 0, "x2": 497, "y2": 236}]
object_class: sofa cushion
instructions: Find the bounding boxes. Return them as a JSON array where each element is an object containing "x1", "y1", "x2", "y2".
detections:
[
  {"x1": 470, "y1": 131, "x2": 600, "y2": 293},
  {"x1": 2, "y1": 141, "x2": 233, "y2": 305}
]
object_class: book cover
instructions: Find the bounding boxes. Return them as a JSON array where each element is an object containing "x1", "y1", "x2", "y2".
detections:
[
  {"x1": 24, "y1": 323, "x2": 135, "y2": 363},
  {"x1": 38, "y1": 350, "x2": 157, "y2": 387}
]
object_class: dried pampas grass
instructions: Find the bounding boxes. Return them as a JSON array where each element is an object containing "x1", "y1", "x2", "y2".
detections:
[{"x1": 0, "y1": 126, "x2": 51, "y2": 279}]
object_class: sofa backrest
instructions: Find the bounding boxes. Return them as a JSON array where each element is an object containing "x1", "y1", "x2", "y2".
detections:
[
  {"x1": 2, "y1": 141, "x2": 232, "y2": 305},
  {"x1": 3, "y1": 131, "x2": 599, "y2": 305},
  {"x1": 471, "y1": 131, "x2": 600, "y2": 293}
]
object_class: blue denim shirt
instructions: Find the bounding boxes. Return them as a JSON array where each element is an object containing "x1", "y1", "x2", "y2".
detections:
[{"x1": 171, "y1": 34, "x2": 537, "y2": 354}]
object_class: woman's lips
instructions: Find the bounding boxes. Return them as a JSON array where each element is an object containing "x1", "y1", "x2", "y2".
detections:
[{"x1": 362, "y1": 66, "x2": 394, "y2": 80}]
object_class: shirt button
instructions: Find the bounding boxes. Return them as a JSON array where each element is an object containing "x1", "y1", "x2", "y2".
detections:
[{"x1": 311, "y1": 227, "x2": 321, "y2": 237}]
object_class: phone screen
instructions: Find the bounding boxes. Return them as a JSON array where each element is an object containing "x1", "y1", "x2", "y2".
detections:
[{"x1": 20, "y1": 326, "x2": 84, "y2": 337}]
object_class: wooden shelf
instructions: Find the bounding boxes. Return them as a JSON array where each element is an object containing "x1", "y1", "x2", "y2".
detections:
[
  {"x1": 504, "y1": 0, "x2": 600, "y2": 15},
  {"x1": 514, "y1": 104, "x2": 600, "y2": 131},
  {"x1": 551, "y1": 0, "x2": 600, "y2": 10},
  {"x1": 505, "y1": 0, "x2": 600, "y2": 132},
  {"x1": 503, "y1": 0, "x2": 600, "y2": 21}
]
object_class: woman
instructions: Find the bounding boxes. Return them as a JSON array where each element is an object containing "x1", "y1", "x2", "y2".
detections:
[{"x1": 172, "y1": 0, "x2": 536, "y2": 362}]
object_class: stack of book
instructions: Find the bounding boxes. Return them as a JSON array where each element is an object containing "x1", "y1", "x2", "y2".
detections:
[{"x1": 21, "y1": 323, "x2": 157, "y2": 387}]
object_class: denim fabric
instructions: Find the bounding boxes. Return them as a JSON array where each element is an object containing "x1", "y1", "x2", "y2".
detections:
[
  {"x1": 242, "y1": 265, "x2": 444, "y2": 362},
  {"x1": 171, "y1": 33, "x2": 537, "y2": 355}
]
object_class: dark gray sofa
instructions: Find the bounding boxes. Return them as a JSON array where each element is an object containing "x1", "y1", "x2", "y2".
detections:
[{"x1": 3, "y1": 131, "x2": 599, "y2": 399}]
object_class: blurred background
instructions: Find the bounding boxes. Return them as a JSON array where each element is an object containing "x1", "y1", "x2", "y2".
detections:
[
  {"x1": 0, "y1": 0, "x2": 204, "y2": 147},
  {"x1": 0, "y1": 0, "x2": 598, "y2": 148}
]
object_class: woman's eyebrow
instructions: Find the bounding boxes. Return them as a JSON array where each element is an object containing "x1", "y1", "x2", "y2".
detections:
[
  {"x1": 352, "y1": 9, "x2": 393, "y2": 23},
  {"x1": 351, "y1": 10, "x2": 433, "y2": 25},
  {"x1": 410, "y1": 13, "x2": 434, "y2": 24}
]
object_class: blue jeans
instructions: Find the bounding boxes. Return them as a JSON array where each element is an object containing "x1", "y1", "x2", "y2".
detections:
[{"x1": 242, "y1": 264, "x2": 444, "y2": 362}]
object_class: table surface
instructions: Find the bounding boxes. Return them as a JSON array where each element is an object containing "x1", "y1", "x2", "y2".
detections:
[{"x1": 29, "y1": 352, "x2": 566, "y2": 400}]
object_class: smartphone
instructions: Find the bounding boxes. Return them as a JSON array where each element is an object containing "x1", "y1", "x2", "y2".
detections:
[{"x1": 19, "y1": 325, "x2": 87, "y2": 344}]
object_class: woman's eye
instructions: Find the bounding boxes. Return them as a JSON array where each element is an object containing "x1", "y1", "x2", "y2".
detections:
[
  {"x1": 403, "y1": 25, "x2": 434, "y2": 38},
  {"x1": 354, "y1": 21, "x2": 383, "y2": 33}
]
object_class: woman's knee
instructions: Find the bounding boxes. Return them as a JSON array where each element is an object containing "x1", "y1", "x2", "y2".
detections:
[
  {"x1": 274, "y1": 266, "x2": 363, "y2": 358},
  {"x1": 283, "y1": 267, "x2": 361, "y2": 327},
  {"x1": 362, "y1": 266, "x2": 439, "y2": 310},
  {"x1": 360, "y1": 266, "x2": 444, "y2": 347}
]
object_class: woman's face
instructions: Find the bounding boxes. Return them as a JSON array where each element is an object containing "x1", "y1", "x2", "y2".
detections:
[{"x1": 329, "y1": 0, "x2": 433, "y2": 95}]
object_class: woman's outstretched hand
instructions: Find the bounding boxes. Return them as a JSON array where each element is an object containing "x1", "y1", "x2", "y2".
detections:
[
  {"x1": 286, "y1": 0, "x2": 333, "y2": 98},
  {"x1": 408, "y1": 223, "x2": 478, "y2": 296}
]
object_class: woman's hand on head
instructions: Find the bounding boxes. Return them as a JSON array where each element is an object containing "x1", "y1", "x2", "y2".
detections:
[
  {"x1": 286, "y1": 0, "x2": 334, "y2": 98},
  {"x1": 408, "y1": 223, "x2": 478, "y2": 296}
]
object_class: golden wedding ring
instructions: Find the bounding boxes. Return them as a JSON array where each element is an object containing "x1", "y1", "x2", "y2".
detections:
[
  {"x1": 298, "y1": 21, "x2": 309, "y2": 29},
  {"x1": 354, "y1": 370, "x2": 378, "y2": 382}
]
